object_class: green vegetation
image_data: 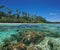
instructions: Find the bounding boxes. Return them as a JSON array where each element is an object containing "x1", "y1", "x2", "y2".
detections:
[{"x1": 0, "y1": 5, "x2": 47, "y2": 23}]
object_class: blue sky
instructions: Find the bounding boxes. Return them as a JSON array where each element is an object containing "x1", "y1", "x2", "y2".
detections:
[{"x1": 0, "y1": 0, "x2": 60, "y2": 22}]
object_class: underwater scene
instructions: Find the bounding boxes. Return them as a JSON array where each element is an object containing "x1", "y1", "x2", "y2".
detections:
[
  {"x1": 0, "y1": 0, "x2": 60, "y2": 50},
  {"x1": 0, "y1": 23, "x2": 60, "y2": 50}
]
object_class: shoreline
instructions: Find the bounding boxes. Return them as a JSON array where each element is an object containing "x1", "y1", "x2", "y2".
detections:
[
  {"x1": 0, "y1": 23, "x2": 59, "y2": 26},
  {"x1": 0, "y1": 23, "x2": 45, "y2": 25}
]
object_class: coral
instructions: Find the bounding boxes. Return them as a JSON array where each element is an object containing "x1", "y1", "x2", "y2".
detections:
[
  {"x1": 23, "y1": 31, "x2": 44, "y2": 45},
  {"x1": 35, "y1": 37, "x2": 60, "y2": 50},
  {"x1": 10, "y1": 31, "x2": 24, "y2": 43},
  {"x1": 2, "y1": 31, "x2": 44, "y2": 50},
  {"x1": 2, "y1": 42, "x2": 27, "y2": 50},
  {"x1": 27, "y1": 43, "x2": 42, "y2": 50},
  {"x1": 0, "y1": 46, "x2": 2, "y2": 50}
]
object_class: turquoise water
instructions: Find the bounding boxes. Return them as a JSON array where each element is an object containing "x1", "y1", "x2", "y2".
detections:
[{"x1": 0, "y1": 23, "x2": 60, "y2": 45}]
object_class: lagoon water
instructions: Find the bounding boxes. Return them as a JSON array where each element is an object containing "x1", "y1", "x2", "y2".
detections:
[{"x1": 0, "y1": 23, "x2": 60, "y2": 45}]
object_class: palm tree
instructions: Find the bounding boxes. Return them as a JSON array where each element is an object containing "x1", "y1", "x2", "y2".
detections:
[
  {"x1": 16, "y1": 9, "x2": 21, "y2": 18},
  {"x1": 22, "y1": 12, "x2": 27, "y2": 17},
  {"x1": 8, "y1": 9, "x2": 12, "y2": 16}
]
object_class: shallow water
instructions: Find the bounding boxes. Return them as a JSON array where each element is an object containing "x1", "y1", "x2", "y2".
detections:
[{"x1": 0, "y1": 23, "x2": 60, "y2": 45}]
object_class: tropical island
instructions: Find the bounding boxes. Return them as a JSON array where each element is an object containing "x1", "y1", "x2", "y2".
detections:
[
  {"x1": 0, "y1": 5, "x2": 60, "y2": 23},
  {"x1": 0, "y1": 5, "x2": 48, "y2": 23}
]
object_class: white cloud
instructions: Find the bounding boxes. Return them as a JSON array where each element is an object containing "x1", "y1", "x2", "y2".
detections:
[{"x1": 49, "y1": 12, "x2": 56, "y2": 16}]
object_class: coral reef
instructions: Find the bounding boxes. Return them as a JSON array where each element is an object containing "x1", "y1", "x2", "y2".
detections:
[
  {"x1": 27, "y1": 43, "x2": 42, "y2": 50},
  {"x1": 9, "y1": 43, "x2": 26, "y2": 50},
  {"x1": 1, "y1": 30, "x2": 60, "y2": 50},
  {"x1": 0, "y1": 46, "x2": 2, "y2": 50},
  {"x1": 23, "y1": 31, "x2": 44, "y2": 45},
  {"x1": 2, "y1": 42, "x2": 27, "y2": 50},
  {"x1": 1, "y1": 31, "x2": 44, "y2": 50},
  {"x1": 35, "y1": 37, "x2": 60, "y2": 50}
]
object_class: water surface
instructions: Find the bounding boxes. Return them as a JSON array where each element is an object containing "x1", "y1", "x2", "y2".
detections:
[{"x1": 0, "y1": 23, "x2": 60, "y2": 45}]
